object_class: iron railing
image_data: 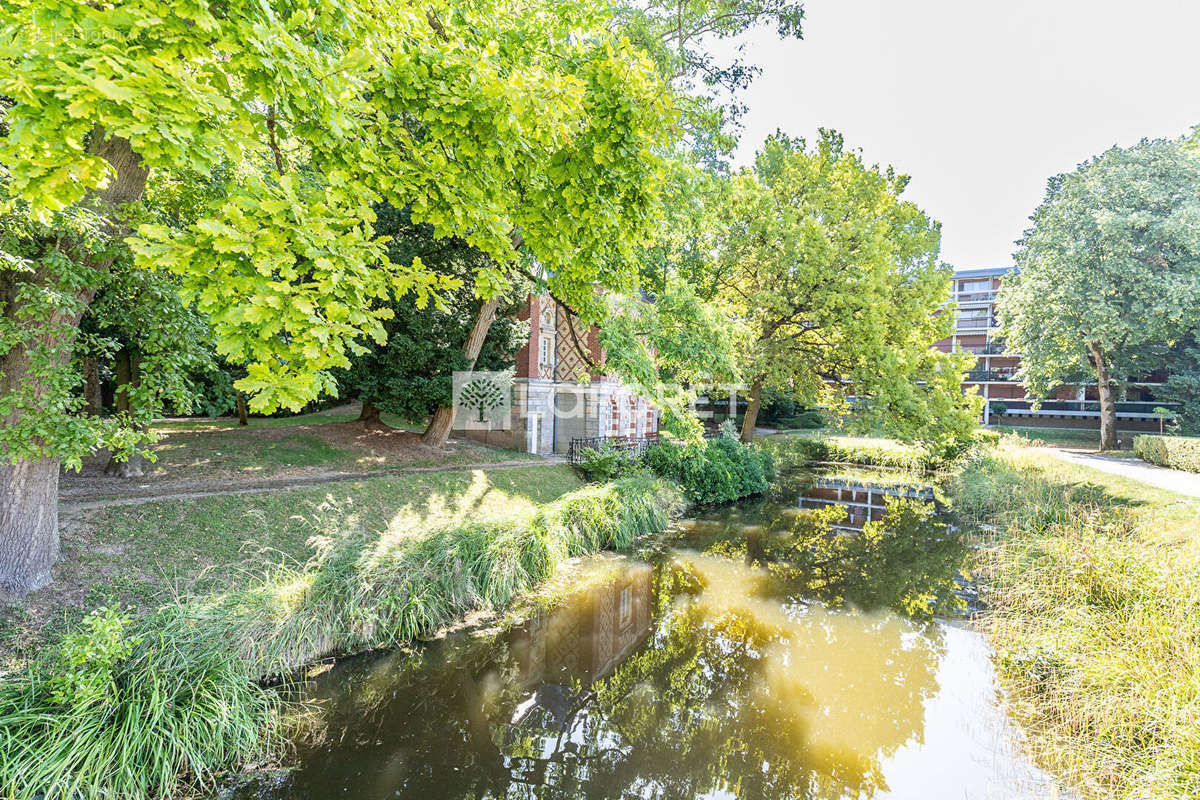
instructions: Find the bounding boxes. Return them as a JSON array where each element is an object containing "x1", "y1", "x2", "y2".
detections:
[
  {"x1": 965, "y1": 369, "x2": 1019, "y2": 382},
  {"x1": 567, "y1": 434, "x2": 661, "y2": 466},
  {"x1": 566, "y1": 431, "x2": 720, "y2": 466}
]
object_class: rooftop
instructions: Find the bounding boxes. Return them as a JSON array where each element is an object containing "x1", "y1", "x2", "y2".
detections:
[{"x1": 952, "y1": 266, "x2": 1016, "y2": 279}]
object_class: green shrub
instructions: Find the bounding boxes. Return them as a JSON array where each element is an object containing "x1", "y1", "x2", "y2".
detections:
[
  {"x1": 644, "y1": 435, "x2": 773, "y2": 505},
  {"x1": 989, "y1": 401, "x2": 1009, "y2": 417},
  {"x1": 575, "y1": 440, "x2": 624, "y2": 482},
  {"x1": 972, "y1": 428, "x2": 1001, "y2": 446},
  {"x1": 1133, "y1": 434, "x2": 1200, "y2": 473},
  {"x1": 0, "y1": 608, "x2": 278, "y2": 800}
]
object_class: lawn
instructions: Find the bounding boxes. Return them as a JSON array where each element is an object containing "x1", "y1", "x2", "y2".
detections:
[
  {"x1": 59, "y1": 405, "x2": 538, "y2": 500},
  {"x1": 2, "y1": 465, "x2": 582, "y2": 669},
  {"x1": 990, "y1": 424, "x2": 1144, "y2": 451},
  {"x1": 955, "y1": 442, "x2": 1200, "y2": 799}
]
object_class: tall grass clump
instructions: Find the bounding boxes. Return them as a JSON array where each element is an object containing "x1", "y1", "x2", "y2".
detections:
[
  {"x1": 0, "y1": 607, "x2": 278, "y2": 800},
  {"x1": 954, "y1": 444, "x2": 1200, "y2": 799},
  {"x1": 160, "y1": 474, "x2": 683, "y2": 676}
]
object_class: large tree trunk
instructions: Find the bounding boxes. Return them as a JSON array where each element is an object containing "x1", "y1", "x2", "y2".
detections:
[
  {"x1": 0, "y1": 460, "x2": 60, "y2": 595},
  {"x1": 740, "y1": 376, "x2": 765, "y2": 443},
  {"x1": 422, "y1": 295, "x2": 502, "y2": 448},
  {"x1": 1090, "y1": 342, "x2": 1119, "y2": 451},
  {"x1": 0, "y1": 128, "x2": 148, "y2": 595},
  {"x1": 357, "y1": 399, "x2": 383, "y2": 426}
]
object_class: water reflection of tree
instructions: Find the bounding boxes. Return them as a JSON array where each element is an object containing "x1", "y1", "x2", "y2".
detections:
[
  {"x1": 497, "y1": 560, "x2": 944, "y2": 799},
  {"x1": 242, "y1": 530, "x2": 953, "y2": 800},
  {"x1": 697, "y1": 484, "x2": 968, "y2": 620},
  {"x1": 762, "y1": 497, "x2": 968, "y2": 619}
]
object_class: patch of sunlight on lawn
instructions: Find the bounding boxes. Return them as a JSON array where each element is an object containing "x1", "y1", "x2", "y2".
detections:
[{"x1": 382, "y1": 470, "x2": 539, "y2": 540}]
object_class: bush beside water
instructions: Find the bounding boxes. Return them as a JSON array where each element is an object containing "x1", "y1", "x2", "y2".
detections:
[
  {"x1": 643, "y1": 435, "x2": 774, "y2": 505},
  {"x1": 1133, "y1": 434, "x2": 1200, "y2": 473},
  {"x1": 0, "y1": 476, "x2": 680, "y2": 800}
]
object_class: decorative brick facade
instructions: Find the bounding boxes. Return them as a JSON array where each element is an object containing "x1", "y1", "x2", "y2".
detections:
[{"x1": 466, "y1": 293, "x2": 660, "y2": 455}]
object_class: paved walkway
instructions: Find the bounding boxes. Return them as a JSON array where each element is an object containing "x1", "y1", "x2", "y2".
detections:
[{"x1": 1047, "y1": 448, "x2": 1200, "y2": 499}]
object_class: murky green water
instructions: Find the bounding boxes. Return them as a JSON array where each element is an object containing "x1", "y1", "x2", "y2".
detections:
[{"x1": 228, "y1": 470, "x2": 1059, "y2": 800}]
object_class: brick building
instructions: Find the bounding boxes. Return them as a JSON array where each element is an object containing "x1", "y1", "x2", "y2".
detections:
[
  {"x1": 466, "y1": 293, "x2": 659, "y2": 455},
  {"x1": 935, "y1": 266, "x2": 1172, "y2": 428}
]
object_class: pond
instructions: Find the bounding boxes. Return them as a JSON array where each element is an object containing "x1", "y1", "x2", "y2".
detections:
[{"x1": 227, "y1": 470, "x2": 1060, "y2": 800}]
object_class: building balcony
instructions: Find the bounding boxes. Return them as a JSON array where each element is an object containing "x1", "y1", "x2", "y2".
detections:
[
  {"x1": 965, "y1": 369, "x2": 1018, "y2": 382},
  {"x1": 955, "y1": 319, "x2": 995, "y2": 331},
  {"x1": 994, "y1": 400, "x2": 1178, "y2": 420},
  {"x1": 959, "y1": 341, "x2": 1009, "y2": 355},
  {"x1": 954, "y1": 290, "x2": 996, "y2": 303}
]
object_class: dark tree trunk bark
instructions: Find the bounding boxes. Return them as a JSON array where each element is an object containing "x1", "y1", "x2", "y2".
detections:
[
  {"x1": 105, "y1": 351, "x2": 145, "y2": 477},
  {"x1": 235, "y1": 393, "x2": 249, "y2": 426},
  {"x1": 0, "y1": 129, "x2": 148, "y2": 594},
  {"x1": 1090, "y1": 342, "x2": 1118, "y2": 451},
  {"x1": 422, "y1": 295, "x2": 502, "y2": 448},
  {"x1": 357, "y1": 399, "x2": 383, "y2": 426},
  {"x1": 112, "y1": 350, "x2": 133, "y2": 414},
  {"x1": 740, "y1": 376, "x2": 765, "y2": 443},
  {"x1": 82, "y1": 357, "x2": 103, "y2": 415}
]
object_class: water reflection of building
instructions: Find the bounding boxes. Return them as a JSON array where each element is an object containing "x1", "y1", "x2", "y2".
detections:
[
  {"x1": 509, "y1": 563, "x2": 654, "y2": 691},
  {"x1": 801, "y1": 480, "x2": 934, "y2": 533}
]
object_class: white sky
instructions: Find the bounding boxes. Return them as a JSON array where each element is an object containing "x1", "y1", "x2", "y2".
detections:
[{"x1": 718, "y1": 0, "x2": 1199, "y2": 270}]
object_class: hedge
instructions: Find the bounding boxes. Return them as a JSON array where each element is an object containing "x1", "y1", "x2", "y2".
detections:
[{"x1": 1133, "y1": 435, "x2": 1200, "y2": 473}]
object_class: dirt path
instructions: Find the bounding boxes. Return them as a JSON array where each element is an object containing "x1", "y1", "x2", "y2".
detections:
[
  {"x1": 59, "y1": 458, "x2": 566, "y2": 511},
  {"x1": 1047, "y1": 448, "x2": 1200, "y2": 499}
]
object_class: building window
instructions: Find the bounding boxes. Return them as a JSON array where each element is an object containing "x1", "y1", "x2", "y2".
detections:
[
  {"x1": 619, "y1": 584, "x2": 633, "y2": 628},
  {"x1": 958, "y1": 279, "x2": 991, "y2": 294}
]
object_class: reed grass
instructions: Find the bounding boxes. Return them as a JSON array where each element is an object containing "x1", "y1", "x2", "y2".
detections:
[
  {"x1": 0, "y1": 474, "x2": 680, "y2": 800},
  {"x1": 763, "y1": 434, "x2": 942, "y2": 473},
  {"x1": 954, "y1": 444, "x2": 1200, "y2": 799}
]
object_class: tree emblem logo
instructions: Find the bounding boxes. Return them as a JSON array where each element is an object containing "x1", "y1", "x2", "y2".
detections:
[{"x1": 452, "y1": 370, "x2": 512, "y2": 430}]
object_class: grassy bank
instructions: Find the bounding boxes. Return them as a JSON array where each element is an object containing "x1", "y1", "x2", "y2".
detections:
[
  {"x1": 0, "y1": 470, "x2": 680, "y2": 800},
  {"x1": 954, "y1": 444, "x2": 1200, "y2": 799},
  {"x1": 5, "y1": 466, "x2": 582, "y2": 663}
]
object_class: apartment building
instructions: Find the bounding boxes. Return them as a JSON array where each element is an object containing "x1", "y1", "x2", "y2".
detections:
[{"x1": 934, "y1": 266, "x2": 1172, "y2": 428}]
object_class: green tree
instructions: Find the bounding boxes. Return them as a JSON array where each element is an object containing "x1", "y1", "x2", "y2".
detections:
[
  {"x1": 337, "y1": 206, "x2": 526, "y2": 426},
  {"x1": 0, "y1": 0, "x2": 672, "y2": 594},
  {"x1": 712, "y1": 131, "x2": 978, "y2": 445},
  {"x1": 594, "y1": 278, "x2": 737, "y2": 437},
  {"x1": 616, "y1": 0, "x2": 805, "y2": 163},
  {"x1": 418, "y1": 1, "x2": 804, "y2": 448},
  {"x1": 997, "y1": 136, "x2": 1200, "y2": 450}
]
